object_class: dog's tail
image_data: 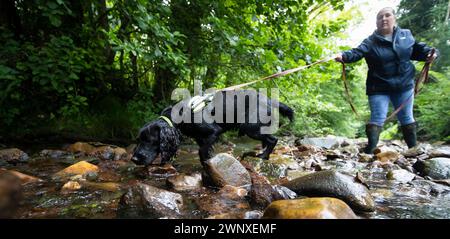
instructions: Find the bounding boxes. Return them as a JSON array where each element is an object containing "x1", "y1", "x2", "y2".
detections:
[{"x1": 279, "y1": 102, "x2": 294, "y2": 122}]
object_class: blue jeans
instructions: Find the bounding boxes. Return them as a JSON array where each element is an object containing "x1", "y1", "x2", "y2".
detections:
[{"x1": 368, "y1": 89, "x2": 415, "y2": 126}]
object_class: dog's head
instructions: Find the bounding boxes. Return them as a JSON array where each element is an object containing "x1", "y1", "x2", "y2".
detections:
[{"x1": 131, "y1": 116, "x2": 181, "y2": 166}]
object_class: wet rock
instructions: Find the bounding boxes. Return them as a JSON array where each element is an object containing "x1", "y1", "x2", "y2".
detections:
[
  {"x1": 282, "y1": 170, "x2": 375, "y2": 212},
  {"x1": 414, "y1": 158, "x2": 450, "y2": 180},
  {"x1": 147, "y1": 164, "x2": 178, "y2": 177},
  {"x1": 205, "y1": 153, "x2": 251, "y2": 188},
  {"x1": 0, "y1": 169, "x2": 42, "y2": 184},
  {"x1": 269, "y1": 155, "x2": 299, "y2": 170},
  {"x1": 341, "y1": 144, "x2": 360, "y2": 156},
  {"x1": 429, "y1": 146, "x2": 450, "y2": 159},
  {"x1": 84, "y1": 171, "x2": 99, "y2": 181},
  {"x1": 355, "y1": 172, "x2": 370, "y2": 189},
  {"x1": 0, "y1": 148, "x2": 29, "y2": 164},
  {"x1": 113, "y1": 147, "x2": 129, "y2": 161},
  {"x1": 371, "y1": 188, "x2": 394, "y2": 199},
  {"x1": 373, "y1": 145, "x2": 399, "y2": 155},
  {"x1": 325, "y1": 150, "x2": 345, "y2": 160},
  {"x1": 89, "y1": 146, "x2": 115, "y2": 160},
  {"x1": 0, "y1": 171, "x2": 22, "y2": 218},
  {"x1": 386, "y1": 169, "x2": 416, "y2": 183},
  {"x1": 298, "y1": 136, "x2": 348, "y2": 149},
  {"x1": 207, "y1": 210, "x2": 263, "y2": 219},
  {"x1": 248, "y1": 172, "x2": 282, "y2": 209},
  {"x1": 61, "y1": 181, "x2": 82, "y2": 192},
  {"x1": 327, "y1": 159, "x2": 364, "y2": 175},
  {"x1": 382, "y1": 162, "x2": 402, "y2": 171},
  {"x1": 358, "y1": 153, "x2": 374, "y2": 163},
  {"x1": 39, "y1": 149, "x2": 74, "y2": 160},
  {"x1": 167, "y1": 173, "x2": 202, "y2": 192},
  {"x1": 375, "y1": 151, "x2": 402, "y2": 163},
  {"x1": 409, "y1": 180, "x2": 450, "y2": 196},
  {"x1": 394, "y1": 157, "x2": 411, "y2": 168},
  {"x1": 53, "y1": 161, "x2": 99, "y2": 179},
  {"x1": 262, "y1": 198, "x2": 358, "y2": 219},
  {"x1": 273, "y1": 145, "x2": 296, "y2": 155},
  {"x1": 260, "y1": 162, "x2": 288, "y2": 179},
  {"x1": 431, "y1": 179, "x2": 450, "y2": 187},
  {"x1": 119, "y1": 182, "x2": 183, "y2": 218},
  {"x1": 300, "y1": 158, "x2": 323, "y2": 170},
  {"x1": 272, "y1": 185, "x2": 297, "y2": 199},
  {"x1": 197, "y1": 185, "x2": 250, "y2": 216},
  {"x1": 241, "y1": 156, "x2": 286, "y2": 179},
  {"x1": 66, "y1": 142, "x2": 95, "y2": 154},
  {"x1": 286, "y1": 170, "x2": 314, "y2": 181},
  {"x1": 81, "y1": 181, "x2": 120, "y2": 192},
  {"x1": 294, "y1": 144, "x2": 324, "y2": 157},
  {"x1": 66, "y1": 142, "x2": 129, "y2": 161},
  {"x1": 403, "y1": 144, "x2": 433, "y2": 158}
]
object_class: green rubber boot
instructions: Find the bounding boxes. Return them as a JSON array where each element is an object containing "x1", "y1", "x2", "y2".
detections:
[
  {"x1": 401, "y1": 122, "x2": 418, "y2": 148},
  {"x1": 364, "y1": 124, "x2": 382, "y2": 154}
]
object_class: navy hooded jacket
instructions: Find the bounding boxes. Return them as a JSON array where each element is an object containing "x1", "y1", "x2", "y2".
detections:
[{"x1": 342, "y1": 27, "x2": 438, "y2": 95}]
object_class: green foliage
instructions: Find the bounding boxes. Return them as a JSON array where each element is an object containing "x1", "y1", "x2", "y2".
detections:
[
  {"x1": 0, "y1": 0, "x2": 382, "y2": 140},
  {"x1": 397, "y1": 0, "x2": 450, "y2": 141},
  {"x1": 398, "y1": 0, "x2": 450, "y2": 71},
  {"x1": 415, "y1": 71, "x2": 450, "y2": 141}
]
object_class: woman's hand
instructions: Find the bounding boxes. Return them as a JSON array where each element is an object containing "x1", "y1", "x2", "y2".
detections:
[
  {"x1": 334, "y1": 53, "x2": 343, "y2": 63},
  {"x1": 426, "y1": 51, "x2": 438, "y2": 63}
]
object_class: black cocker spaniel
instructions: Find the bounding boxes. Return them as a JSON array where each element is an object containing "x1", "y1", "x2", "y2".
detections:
[{"x1": 131, "y1": 90, "x2": 294, "y2": 167}]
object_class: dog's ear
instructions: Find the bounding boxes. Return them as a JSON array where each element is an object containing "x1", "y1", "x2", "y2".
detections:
[
  {"x1": 159, "y1": 124, "x2": 181, "y2": 162},
  {"x1": 139, "y1": 123, "x2": 160, "y2": 142}
]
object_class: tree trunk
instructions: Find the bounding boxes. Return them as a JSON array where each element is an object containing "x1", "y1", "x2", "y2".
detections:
[
  {"x1": 152, "y1": 67, "x2": 177, "y2": 104},
  {"x1": 130, "y1": 53, "x2": 139, "y2": 94},
  {"x1": 446, "y1": 0, "x2": 450, "y2": 25},
  {"x1": 98, "y1": 0, "x2": 115, "y2": 65}
]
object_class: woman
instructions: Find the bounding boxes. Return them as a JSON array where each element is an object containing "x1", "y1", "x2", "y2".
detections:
[{"x1": 335, "y1": 7, "x2": 439, "y2": 154}]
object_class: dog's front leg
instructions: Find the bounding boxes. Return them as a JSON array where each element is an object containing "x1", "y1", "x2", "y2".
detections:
[
  {"x1": 198, "y1": 134, "x2": 219, "y2": 166},
  {"x1": 257, "y1": 135, "x2": 278, "y2": 160}
]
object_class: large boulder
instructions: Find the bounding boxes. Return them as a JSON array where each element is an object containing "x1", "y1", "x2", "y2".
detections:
[
  {"x1": 414, "y1": 158, "x2": 450, "y2": 180},
  {"x1": 205, "y1": 153, "x2": 251, "y2": 188},
  {"x1": 53, "y1": 161, "x2": 99, "y2": 180},
  {"x1": 282, "y1": 170, "x2": 375, "y2": 212},
  {"x1": 0, "y1": 148, "x2": 29, "y2": 164},
  {"x1": 429, "y1": 146, "x2": 450, "y2": 159},
  {"x1": 263, "y1": 198, "x2": 358, "y2": 219},
  {"x1": 118, "y1": 182, "x2": 183, "y2": 218},
  {"x1": 0, "y1": 169, "x2": 42, "y2": 185},
  {"x1": 0, "y1": 170, "x2": 22, "y2": 218}
]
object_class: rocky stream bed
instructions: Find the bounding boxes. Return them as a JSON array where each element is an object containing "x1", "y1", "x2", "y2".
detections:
[{"x1": 1, "y1": 136, "x2": 450, "y2": 219}]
